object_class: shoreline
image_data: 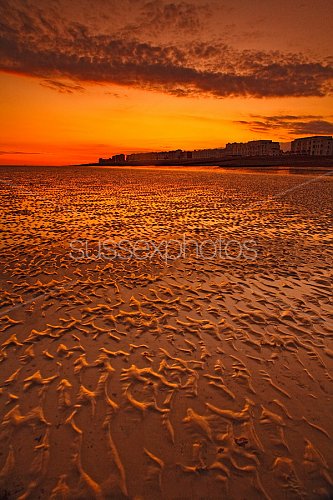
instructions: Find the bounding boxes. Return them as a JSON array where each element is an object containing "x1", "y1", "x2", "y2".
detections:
[
  {"x1": 1, "y1": 156, "x2": 333, "y2": 170},
  {"x1": 77, "y1": 154, "x2": 333, "y2": 168}
]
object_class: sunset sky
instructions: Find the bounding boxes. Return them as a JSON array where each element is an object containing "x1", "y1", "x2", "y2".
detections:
[{"x1": 0, "y1": 0, "x2": 332, "y2": 165}]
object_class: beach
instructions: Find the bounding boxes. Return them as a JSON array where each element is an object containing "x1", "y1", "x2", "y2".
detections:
[{"x1": 0, "y1": 165, "x2": 332, "y2": 499}]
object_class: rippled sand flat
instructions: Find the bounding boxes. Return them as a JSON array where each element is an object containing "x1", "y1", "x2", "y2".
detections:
[{"x1": 0, "y1": 165, "x2": 332, "y2": 499}]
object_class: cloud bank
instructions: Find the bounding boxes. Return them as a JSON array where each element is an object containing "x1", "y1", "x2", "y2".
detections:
[
  {"x1": 0, "y1": 0, "x2": 332, "y2": 99},
  {"x1": 235, "y1": 115, "x2": 333, "y2": 136}
]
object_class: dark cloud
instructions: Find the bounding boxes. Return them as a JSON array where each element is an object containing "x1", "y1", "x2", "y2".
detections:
[
  {"x1": 40, "y1": 79, "x2": 86, "y2": 93},
  {"x1": 104, "y1": 91, "x2": 128, "y2": 98},
  {"x1": 135, "y1": 1, "x2": 209, "y2": 36},
  {"x1": 235, "y1": 115, "x2": 333, "y2": 136},
  {"x1": 0, "y1": 1, "x2": 332, "y2": 98},
  {"x1": 0, "y1": 151, "x2": 41, "y2": 155},
  {"x1": 286, "y1": 120, "x2": 333, "y2": 135}
]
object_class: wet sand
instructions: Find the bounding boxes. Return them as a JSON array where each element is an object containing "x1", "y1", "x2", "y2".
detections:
[{"x1": 0, "y1": 166, "x2": 332, "y2": 499}]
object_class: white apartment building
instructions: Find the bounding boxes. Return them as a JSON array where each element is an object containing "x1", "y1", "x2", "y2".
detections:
[
  {"x1": 225, "y1": 140, "x2": 281, "y2": 156},
  {"x1": 127, "y1": 150, "x2": 183, "y2": 162},
  {"x1": 126, "y1": 152, "x2": 159, "y2": 162},
  {"x1": 291, "y1": 136, "x2": 333, "y2": 156},
  {"x1": 191, "y1": 148, "x2": 226, "y2": 159}
]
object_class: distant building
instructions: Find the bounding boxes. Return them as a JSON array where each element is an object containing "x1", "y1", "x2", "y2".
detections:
[
  {"x1": 191, "y1": 148, "x2": 226, "y2": 159},
  {"x1": 291, "y1": 136, "x2": 333, "y2": 156},
  {"x1": 112, "y1": 154, "x2": 125, "y2": 162},
  {"x1": 99, "y1": 154, "x2": 125, "y2": 164},
  {"x1": 99, "y1": 157, "x2": 113, "y2": 165},
  {"x1": 126, "y1": 152, "x2": 159, "y2": 162},
  {"x1": 126, "y1": 148, "x2": 226, "y2": 162},
  {"x1": 156, "y1": 149, "x2": 183, "y2": 161},
  {"x1": 127, "y1": 150, "x2": 183, "y2": 162},
  {"x1": 182, "y1": 151, "x2": 193, "y2": 159},
  {"x1": 225, "y1": 140, "x2": 281, "y2": 156}
]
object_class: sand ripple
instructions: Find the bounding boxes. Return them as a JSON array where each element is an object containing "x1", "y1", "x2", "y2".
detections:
[{"x1": 0, "y1": 166, "x2": 332, "y2": 499}]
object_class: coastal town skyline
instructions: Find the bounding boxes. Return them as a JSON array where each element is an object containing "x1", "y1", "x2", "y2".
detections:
[
  {"x1": 97, "y1": 136, "x2": 333, "y2": 165},
  {"x1": 1, "y1": 0, "x2": 333, "y2": 165}
]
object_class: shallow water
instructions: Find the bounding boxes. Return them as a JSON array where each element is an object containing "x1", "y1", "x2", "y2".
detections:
[{"x1": 0, "y1": 166, "x2": 332, "y2": 499}]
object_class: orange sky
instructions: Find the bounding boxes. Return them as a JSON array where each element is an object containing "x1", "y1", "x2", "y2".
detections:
[{"x1": 0, "y1": 0, "x2": 332, "y2": 165}]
